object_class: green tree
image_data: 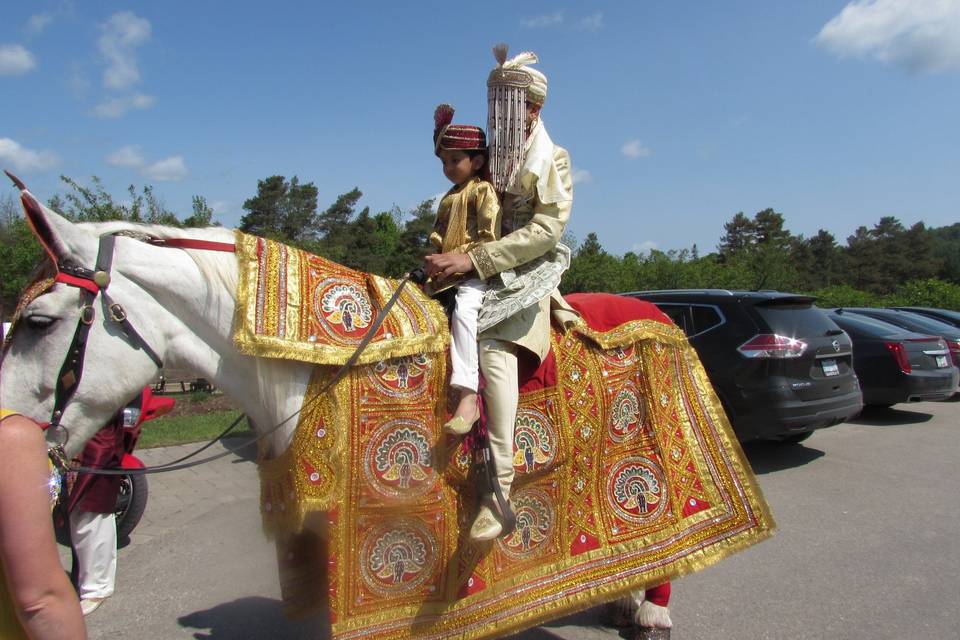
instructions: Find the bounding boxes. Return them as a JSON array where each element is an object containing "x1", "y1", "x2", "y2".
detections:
[
  {"x1": 717, "y1": 212, "x2": 755, "y2": 260},
  {"x1": 562, "y1": 233, "x2": 626, "y2": 293},
  {"x1": 395, "y1": 198, "x2": 439, "y2": 275},
  {"x1": 716, "y1": 208, "x2": 796, "y2": 290},
  {"x1": 182, "y1": 196, "x2": 216, "y2": 227},
  {"x1": 239, "y1": 175, "x2": 319, "y2": 245},
  {"x1": 314, "y1": 187, "x2": 363, "y2": 261},
  {"x1": 0, "y1": 194, "x2": 45, "y2": 317}
]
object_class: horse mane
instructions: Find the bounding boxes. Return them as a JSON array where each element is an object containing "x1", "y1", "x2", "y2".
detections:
[{"x1": 78, "y1": 221, "x2": 239, "y2": 297}]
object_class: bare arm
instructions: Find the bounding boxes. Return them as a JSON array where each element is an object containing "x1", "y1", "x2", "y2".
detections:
[{"x1": 0, "y1": 415, "x2": 87, "y2": 640}]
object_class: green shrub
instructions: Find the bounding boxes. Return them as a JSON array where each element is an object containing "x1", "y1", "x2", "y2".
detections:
[
  {"x1": 806, "y1": 284, "x2": 883, "y2": 309},
  {"x1": 885, "y1": 279, "x2": 960, "y2": 309}
]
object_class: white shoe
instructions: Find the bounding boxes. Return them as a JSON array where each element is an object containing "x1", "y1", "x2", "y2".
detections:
[
  {"x1": 81, "y1": 598, "x2": 106, "y2": 616},
  {"x1": 469, "y1": 504, "x2": 503, "y2": 541}
]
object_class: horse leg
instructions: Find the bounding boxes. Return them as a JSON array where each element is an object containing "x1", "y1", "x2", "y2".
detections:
[{"x1": 606, "y1": 582, "x2": 672, "y2": 638}]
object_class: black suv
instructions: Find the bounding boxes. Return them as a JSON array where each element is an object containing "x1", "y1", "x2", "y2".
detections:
[{"x1": 622, "y1": 290, "x2": 863, "y2": 442}]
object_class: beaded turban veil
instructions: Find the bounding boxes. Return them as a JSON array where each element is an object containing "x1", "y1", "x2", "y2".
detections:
[
  {"x1": 433, "y1": 104, "x2": 486, "y2": 156},
  {"x1": 486, "y1": 43, "x2": 547, "y2": 194}
]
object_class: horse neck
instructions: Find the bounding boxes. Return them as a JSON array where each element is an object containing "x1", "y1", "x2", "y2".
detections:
[{"x1": 125, "y1": 238, "x2": 312, "y2": 456}]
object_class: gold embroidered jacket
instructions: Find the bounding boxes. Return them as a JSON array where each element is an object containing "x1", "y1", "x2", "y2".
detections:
[{"x1": 427, "y1": 177, "x2": 500, "y2": 293}]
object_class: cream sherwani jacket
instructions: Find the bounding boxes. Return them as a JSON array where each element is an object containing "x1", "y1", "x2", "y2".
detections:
[{"x1": 467, "y1": 120, "x2": 577, "y2": 364}]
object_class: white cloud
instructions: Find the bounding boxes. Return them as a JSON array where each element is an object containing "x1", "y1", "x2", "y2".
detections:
[
  {"x1": 142, "y1": 156, "x2": 187, "y2": 181},
  {"x1": 622, "y1": 139, "x2": 652, "y2": 159},
  {"x1": 106, "y1": 145, "x2": 145, "y2": 168},
  {"x1": 631, "y1": 240, "x2": 659, "y2": 255},
  {"x1": 571, "y1": 168, "x2": 593, "y2": 184},
  {"x1": 92, "y1": 93, "x2": 156, "y2": 118},
  {"x1": 0, "y1": 137, "x2": 59, "y2": 171},
  {"x1": 26, "y1": 13, "x2": 54, "y2": 35},
  {"x1": 521, "y1": 11, "x2": 565, "y2": 28},
  {"x1": 815, "y1": 0, "x2": 960, "y2": 73},
  {"x1": 0, "y1": 44, "x2": 37, "y2": 75},
  {"x1": 107, "y1": 145, "x2": 189, "y2": 182},
  {"x1": 99, "y1": 11, "x2": 151, "y2": 90},
  {"x1": 209, "y1": 200, "x2": 229, "y2": 214},
  {"x1": 577, "y1": 13, "x2": 604, "y2": 32}
]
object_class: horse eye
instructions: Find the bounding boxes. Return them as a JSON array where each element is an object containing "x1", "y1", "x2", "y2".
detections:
[{"x1": 25, "y1": 315, "x2": 57, "y2": 330}]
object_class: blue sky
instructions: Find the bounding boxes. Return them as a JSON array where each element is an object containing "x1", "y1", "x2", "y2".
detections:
[{"x1": 2, "y1": 1, "x2": 958, "y2": 256}]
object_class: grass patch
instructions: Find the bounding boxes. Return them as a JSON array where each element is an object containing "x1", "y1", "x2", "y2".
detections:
[{"x1": 138, "y1": 410, "x2": 254, "y2": 448}]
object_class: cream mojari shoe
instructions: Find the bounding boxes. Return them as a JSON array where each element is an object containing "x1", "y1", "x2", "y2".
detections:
[
  {"x1": 442, "y1": 415, "x2": 476, "y2": 436},
  {"x1": 469, "y1": 503, "x2": 503, "y2": 541},
  {"x1": 81, "y1": 597, "x2": 106, "y2": 616}
]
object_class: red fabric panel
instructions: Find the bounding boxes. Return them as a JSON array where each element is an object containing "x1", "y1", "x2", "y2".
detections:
[{"x1": 563, "y1": 292, "x2": 672, "y2": 332}]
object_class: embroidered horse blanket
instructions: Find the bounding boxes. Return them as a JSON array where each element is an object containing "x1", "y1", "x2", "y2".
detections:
[{"x1": 236, "y1": 235, "x2": 775, "y2": 640}]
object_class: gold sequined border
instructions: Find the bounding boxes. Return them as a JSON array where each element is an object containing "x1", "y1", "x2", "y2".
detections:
[{"x1": 233, "y1": 232, "x2": 450, "y2": 366}]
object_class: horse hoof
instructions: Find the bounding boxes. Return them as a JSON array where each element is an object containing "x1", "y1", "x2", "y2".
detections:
[
  {"x1": 602, "y1": 601, "x2": 634, "y2": 628},
  {"x1": 469, "y1": 504, "x2": 503, "y2": 541},
  {"x1": 631, "y1": 627, "x2": 670, "y2": 640}
]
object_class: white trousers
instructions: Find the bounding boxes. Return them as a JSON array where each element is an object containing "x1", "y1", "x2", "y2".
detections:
[
  {"x1": 69, "y1": 510, "x2": 117, "y2": 599},
  {"x1": 449, "y1": 279, "x2": 487, "y2": 393}
]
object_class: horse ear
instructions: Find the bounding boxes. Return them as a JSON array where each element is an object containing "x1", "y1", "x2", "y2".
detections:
[{"x1": 5, "y1": 171, "x2": 94, "y2": 265}]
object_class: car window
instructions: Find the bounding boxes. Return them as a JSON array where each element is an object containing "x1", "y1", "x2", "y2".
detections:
[
  {"x1": 753, "y1": 302, "x2": 837, "y2": 335},
  {"x1": 690, "y1": 305, "x2": 723, "y2": 334},
  {"x1": 829, "y1": 313, "x2": 904, "y2": 338},
  {"x1": 887, "y1": 312, "x2": 958, "y2": 334},
  {"x1": 899, "y1": 308, "x2": 960, "y2": 323},
  {"x1": 654, "y1": 304, "x2": 691, "y2": 335}
]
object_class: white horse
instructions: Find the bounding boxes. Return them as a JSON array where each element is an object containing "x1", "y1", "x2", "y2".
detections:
[{"x1": 1, "y1": 181, "x2": 681, "y2": 637}]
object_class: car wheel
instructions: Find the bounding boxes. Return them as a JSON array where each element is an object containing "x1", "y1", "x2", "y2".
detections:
[{"x1": 115, "y1": 473, "x2": 149, "y2": 542}]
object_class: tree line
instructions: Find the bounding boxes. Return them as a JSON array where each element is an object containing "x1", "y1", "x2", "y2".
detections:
[
  {"x1": 2, "y1": 176, "x2": 958, "y2": 317},
  {"x1": 563, "y1": 208, "x2": 960, "y2": 309}
]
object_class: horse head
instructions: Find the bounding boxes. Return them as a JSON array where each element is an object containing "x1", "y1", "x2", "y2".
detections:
[{"x1": 0, "y1": 172, "x2": 246, "y2": 456}]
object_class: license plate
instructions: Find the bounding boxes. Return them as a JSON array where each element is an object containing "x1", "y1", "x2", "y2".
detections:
[
  {"x1": 821, "y1": 359, "x2": 839, "y2": 377},
  {"x1": 935, "y1": 355, "x2": 948, "y2": 368}
]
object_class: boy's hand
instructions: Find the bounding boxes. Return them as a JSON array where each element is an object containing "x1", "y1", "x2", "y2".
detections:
[{"x1": 425, "y1": 252, "x2": 473, "y2": 279}]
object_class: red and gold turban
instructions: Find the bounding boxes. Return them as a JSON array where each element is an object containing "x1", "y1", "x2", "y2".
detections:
[{"x1": 433, "y1": 104, "x2": 486, "y2": 155}]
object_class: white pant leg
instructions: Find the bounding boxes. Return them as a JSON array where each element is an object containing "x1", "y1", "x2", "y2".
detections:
[
  {"x1": 69, "y1": 510, "x2": 117, "y2": 599},
  {"x1": 449, "y1": 279, "x2": 487, "y2": 393}
]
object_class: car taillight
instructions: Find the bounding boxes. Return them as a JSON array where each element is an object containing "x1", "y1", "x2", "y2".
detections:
[
  {"x1": 884, "y1": 341, "x2": 911, "y2": 373},
  {"x1": 950, "y1": 339, "x2": 960, "y2": 366},
  {"x1": 737, "y1": 334, "x2": 807, "y2": 359}
]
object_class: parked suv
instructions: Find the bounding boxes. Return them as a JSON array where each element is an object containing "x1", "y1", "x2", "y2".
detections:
[{"x1": 621, "y1": 290, "x2": 863, "y2": 442}]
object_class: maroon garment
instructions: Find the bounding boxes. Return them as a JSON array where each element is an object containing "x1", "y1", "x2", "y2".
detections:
[{"x1": 67, "y1": 418, "x2": 126, "y2": 513}]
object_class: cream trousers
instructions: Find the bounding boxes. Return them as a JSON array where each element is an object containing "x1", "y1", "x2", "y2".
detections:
[
  {"x1": 449, "y1": 279, "x2": 487, "y2": 393},
  {"x1": 478, "y1": 339, "x2": 519, "y2": 498}
]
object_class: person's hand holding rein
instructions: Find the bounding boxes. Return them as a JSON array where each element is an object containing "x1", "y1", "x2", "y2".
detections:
[{"x1": 424, "y1": 252, "x2": 474, "y2": 281}]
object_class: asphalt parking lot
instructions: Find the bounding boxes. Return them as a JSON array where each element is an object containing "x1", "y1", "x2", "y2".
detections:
[{"x1": 77, "y1": 398, "x2": 960, "y2": 639}]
